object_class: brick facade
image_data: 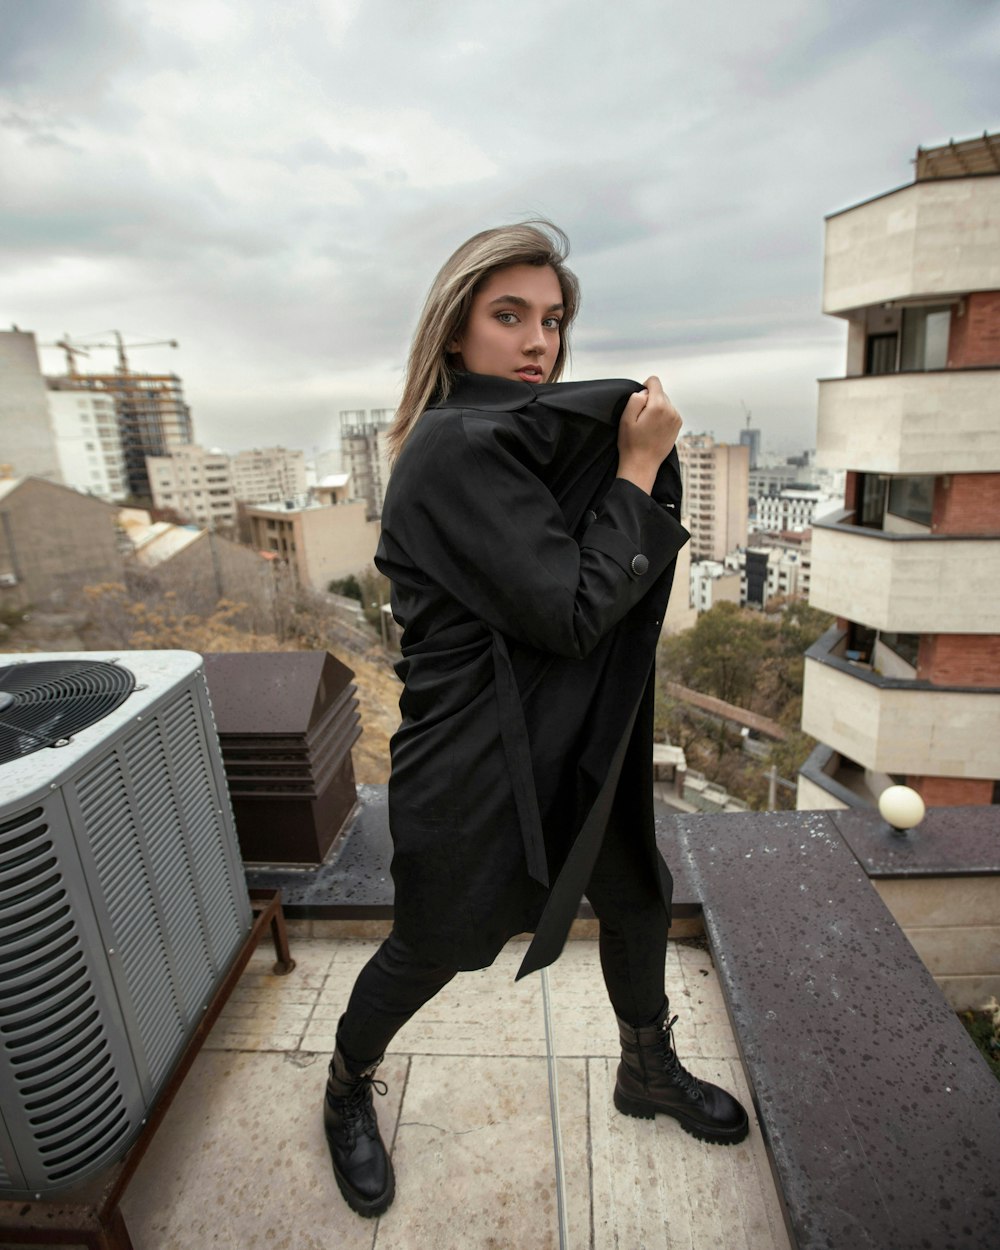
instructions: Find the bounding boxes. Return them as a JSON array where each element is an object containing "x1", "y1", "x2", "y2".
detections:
[
  {"x1": 906, "y1": 775, "x2": 995, "y2": 806},
  {"x1": 843, "y1": 470, "x2": 858, "y2": 512},
  {"x1": 917, "y1": 634, "x2": 1000, "y2": 687},
  {"x1": 947, "y1": 290, "x2": 1000, "y2": 368},
  {"x1": 931, "y1": 472, "x2": 1000, "y2": 535}
]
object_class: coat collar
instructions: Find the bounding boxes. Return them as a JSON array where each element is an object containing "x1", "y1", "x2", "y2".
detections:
[{"x1": 431, "y1": 372, "x2": 643, "y2": 425}]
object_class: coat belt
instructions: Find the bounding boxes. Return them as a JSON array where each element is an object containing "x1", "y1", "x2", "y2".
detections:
[
  {"x1": 491, "y1": 630, "x2": 550, "y2": 888},
  {"x1": 491, "y1": 628, "x2": 651, "y2": 979}
]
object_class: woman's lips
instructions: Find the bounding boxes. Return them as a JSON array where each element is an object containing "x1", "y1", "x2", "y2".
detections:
[{"x1": 516, "y1": 367, "x2": 543, "y2": 381}]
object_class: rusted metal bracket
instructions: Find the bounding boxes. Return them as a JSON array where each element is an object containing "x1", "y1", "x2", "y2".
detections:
[{"x1": 0, "y1": 888, "x2": 295, "y2": 1249}]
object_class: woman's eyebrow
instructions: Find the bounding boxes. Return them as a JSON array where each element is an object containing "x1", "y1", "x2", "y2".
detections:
[{"x1": 487, "y1": 294, "x2": 565, "y2": 312}]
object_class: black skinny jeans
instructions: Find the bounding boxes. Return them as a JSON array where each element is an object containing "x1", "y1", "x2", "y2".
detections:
[{"x1": 337, "y1": 823, "x2": 670, "y2": 1068}]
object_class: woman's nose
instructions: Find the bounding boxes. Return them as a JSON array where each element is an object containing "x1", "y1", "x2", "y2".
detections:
[{"x1": 523, "y1": 324, "x2": 547, "y2": 353}]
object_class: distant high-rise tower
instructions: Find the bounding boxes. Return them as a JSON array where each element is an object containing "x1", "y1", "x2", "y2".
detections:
[
  {"x1": 739, "y1": 405, "x2": 761, "y2": 469},
  {"x1": 676, "y1": 433, "x2": 749, "y2": 561},
  {"x1": 798, "y1": 131, "x2": 1000, "y2": 811},
  {"x1": 339, "y1": 409, "x2": 393, "y2": 519}
]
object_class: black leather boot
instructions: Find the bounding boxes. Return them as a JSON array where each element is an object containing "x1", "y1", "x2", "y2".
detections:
[
  {"x1": 614, "y1": 1002, "x2": 749, "y2": 1145},
  {"x1": 323, "y1": 1043, "x2": 395, "y2": 1217}
]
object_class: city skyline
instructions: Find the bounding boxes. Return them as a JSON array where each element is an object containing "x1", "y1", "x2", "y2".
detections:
[{"x1": 3, "y1": 0, "x2": 998, "y2": 455}]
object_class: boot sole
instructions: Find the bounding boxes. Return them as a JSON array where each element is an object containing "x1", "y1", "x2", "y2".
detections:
[{"x1": 613, "y1": 1086, "x2": 750, "y2": 1146}]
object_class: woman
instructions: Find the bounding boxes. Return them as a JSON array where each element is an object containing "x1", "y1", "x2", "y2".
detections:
[{"x1": 324, "y1": 221, "x2": 748, "y2": 1218}]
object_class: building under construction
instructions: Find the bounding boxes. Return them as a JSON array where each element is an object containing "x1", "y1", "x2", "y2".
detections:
[
  {"x1": 50, "y1": 372, "x2": 192, "y2": 501},
  {"x1": 45, "y1": 334, "x2": 193, "y2": 501}
]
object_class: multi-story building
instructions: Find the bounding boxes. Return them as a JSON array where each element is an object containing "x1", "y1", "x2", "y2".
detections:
[
  {"x1": 690, "y1": 558, "x2": 742, "y2": 614},
  {"x1": 677, "y1": 433, "x2": 749, "y2": 561},
  {"x1": 47, "y1": 386, "x2": 127, "y2": 502},
  {"x1": 146, "y1": 445, "x2": 237, "y2": 529},
  {"x1": 798, "y1": 132, "x2": 1000, "y2": 810},
  {"x1": 244, "y1": 496, "x2": 379, "y2": 591},
  {"x1": 755, "y1": 487, "x2": 838, "y2": 534},
  {"x1": 0, "y1": 330, "x2": 61, "y2": 482},
  {"x1": 61, "y1": 370, "x2": 193, "y2": 500},
  {"x1": 340, "y1": 409, "x2": 393, "y2": 519},
  {"x1": 748, "y1": 463, "x2": 802, "y2": 498},
  {"x1": 231, "y1": 447, "x2": 307, "y2": 505},
  {"x1": 741, "y1": 539, "x2": 812, "y2": 608}
]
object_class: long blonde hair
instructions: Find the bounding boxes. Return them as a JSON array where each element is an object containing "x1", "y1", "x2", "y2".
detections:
[{"x1": 388, "y1": 220, "x2": 581, "y2": 461}]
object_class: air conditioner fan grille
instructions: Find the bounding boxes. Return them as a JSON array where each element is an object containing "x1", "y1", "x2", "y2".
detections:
[{"x1": 0, "y1": 661, "x2": 135, "y2": 765}]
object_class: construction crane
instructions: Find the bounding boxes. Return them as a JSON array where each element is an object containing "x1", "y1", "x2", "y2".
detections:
[
  {"x1": 42, "y1": 331, "x2": 179, "y2": 376},
  {"x1": 741, "y1": 399, "x2": 752, "y2": 429},
  {"x1": 41, "y1": 336, "x2": 91, "y2": 376},
  {"x1": 79, "y1": 331, "x2": 179, "y2": 375}
]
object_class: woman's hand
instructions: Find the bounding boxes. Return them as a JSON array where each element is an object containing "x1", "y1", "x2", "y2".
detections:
[{"x1": 616, "y1": 376, "x2": 683, "y2": 495}]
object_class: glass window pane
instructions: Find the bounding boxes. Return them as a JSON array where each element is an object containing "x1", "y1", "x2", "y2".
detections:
[{"x1": 887, "y1": 476, "x2": 933, "y2": 526}]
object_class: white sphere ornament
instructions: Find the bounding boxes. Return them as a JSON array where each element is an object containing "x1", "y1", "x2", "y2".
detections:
[{"x1": 878, "y1": 785, "x2": 926, "y2": 833}]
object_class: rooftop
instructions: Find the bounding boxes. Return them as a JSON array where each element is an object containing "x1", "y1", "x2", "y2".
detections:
[{"x1": 120, "y1": 926, "x2": 790, "y2": 1249}]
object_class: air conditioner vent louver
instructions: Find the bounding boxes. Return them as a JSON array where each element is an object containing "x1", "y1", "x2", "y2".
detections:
[
  {"x1": 0, "y1": 660, "x2": 135, "y2": 764},
  {"x1": 0, "y1": 805, "x2": 129, "y2": 1188},
  {"x1": 0, "y1": 650, "x2": 252, "y2": 1198}
]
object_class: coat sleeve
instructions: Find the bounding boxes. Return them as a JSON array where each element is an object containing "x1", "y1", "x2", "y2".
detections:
[{"x1": 380, "y1": 408, "x2": 689, "y2": 659}]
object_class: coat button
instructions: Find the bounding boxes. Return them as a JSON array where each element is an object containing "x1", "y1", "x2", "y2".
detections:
[
  {"x1": 631, "y1": 554, "x2": 649, "y2": 576},
  {"x1": 583, "y1": 509, "x2": 597, "y2": 525}
]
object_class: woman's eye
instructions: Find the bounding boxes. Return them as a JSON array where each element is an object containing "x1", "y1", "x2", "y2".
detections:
[
  {"x1": 543, "y1": 317, "x2": 562, "y2": 330},
  {"x1": 496, "y1": 311, "x2": 518, "y2": 324}
]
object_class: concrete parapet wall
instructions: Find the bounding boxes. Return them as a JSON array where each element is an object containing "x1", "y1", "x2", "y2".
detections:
[{"x1": 874, "y1": 875, "x2": 1000, "y2": 1009}]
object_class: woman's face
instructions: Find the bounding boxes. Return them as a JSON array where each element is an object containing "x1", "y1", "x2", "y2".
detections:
[{"x1": 449, "y1": 263, "x2": 564, "y2": 384}]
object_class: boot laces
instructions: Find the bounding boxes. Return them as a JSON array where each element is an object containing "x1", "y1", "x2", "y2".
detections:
[
  {"x1": 659, "y1": 1014, "x2": 704, "y2": 1103},
  {"x1": 332, "y1": 1073, "x2": 388, "y2": 1147}
]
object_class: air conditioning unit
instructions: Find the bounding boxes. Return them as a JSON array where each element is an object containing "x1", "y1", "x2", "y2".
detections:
[{"x1": 0, "y1": 650, "x2": 252, "y2": 1198}]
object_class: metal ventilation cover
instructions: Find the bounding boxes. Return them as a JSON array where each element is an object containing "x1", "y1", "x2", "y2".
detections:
[{"x1": 0, "y1": 650, "x2": 252, "y2": 1199}]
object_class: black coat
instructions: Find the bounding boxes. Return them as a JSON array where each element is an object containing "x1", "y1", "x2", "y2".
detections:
[{"x1": 374, "y1": 373, "x2": 689, "y2": 973}]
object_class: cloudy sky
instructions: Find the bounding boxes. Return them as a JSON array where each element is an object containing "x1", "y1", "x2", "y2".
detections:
[{"x1": 3, "y1": 0, "x2": 998, "y2": 458}]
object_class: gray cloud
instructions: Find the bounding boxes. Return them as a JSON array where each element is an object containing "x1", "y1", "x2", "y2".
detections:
[{"x1": 1, "y1": 0, "x2": 997, "y2": 457}]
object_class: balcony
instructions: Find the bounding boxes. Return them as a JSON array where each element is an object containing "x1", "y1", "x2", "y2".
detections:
[
  {"x1": 796, "y1": 742, "x2": 887, "y2": 810},
  {"x1": 810, "y1": 512, "x2": 1000, "y2": 632},
  {"x1": 816, "y1": 369, "x2": 1000, "y2": 473},
  {"x1": 802, "y1": 626, "x2": 1000, "y2": 776},
  {"x1": 823, "y1": 175, "x2": 1000, "y2": 313}
]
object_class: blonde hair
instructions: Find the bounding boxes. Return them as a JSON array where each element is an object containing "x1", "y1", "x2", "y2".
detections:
[{"x1": 388, "y1": 220, "x2": 580, "y2": 460}]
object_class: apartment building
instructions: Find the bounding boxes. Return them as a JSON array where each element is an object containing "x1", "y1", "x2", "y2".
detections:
[
  {"x1": 742, "y1": 540, "x2": 812, "y2": 608},
  {"x1": 690, "y1": 558, "x2": 742, "y2": 614},
  {"x1": 755, "y1": 487, "x2": 837, "y2": 534},
  {"x1": 47, "y1": 387, "x2": 127, "y2": 502},
  {"x1": 231, "y1": 447, "x2": 307, "y2": 505},
  {"x1": 244, "y1": 496, "x2": 378, "y2": 590},
  {"x1": 146, "y1": 445, "x2": 237, "y2": 529},
  {"x1": 677, "y1": 434, "x2": 749, "y2": 561},
  {"x1": 340, "y1": 409, "x2": 393, "y2": 519},
  {"x1": 798, "y1": 132, "x2": 1000, "y2": 810}
]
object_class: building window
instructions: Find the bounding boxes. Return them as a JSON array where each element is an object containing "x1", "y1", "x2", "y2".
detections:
[
  {"x1": 879, "y1": 631, "x2": 920, "y2": 668},
  {"x1": 865, "y1": 305, "x2": 952, "y2": 375},
  {"x1": 887, "y1": 476, "x2": 933, "y2": 527},
  {"x1": 865, "y1": 333, "x2": 898, "y2": 375},
  {"x1": 846, "y1": 621, "x2": 876, "y2": 664},
  {"x1": 856, "y1": 473, "x2": 887, "y2": 529},
  {"x1": 900, "y1": 306, "x2": 951, "y2": 371}
]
